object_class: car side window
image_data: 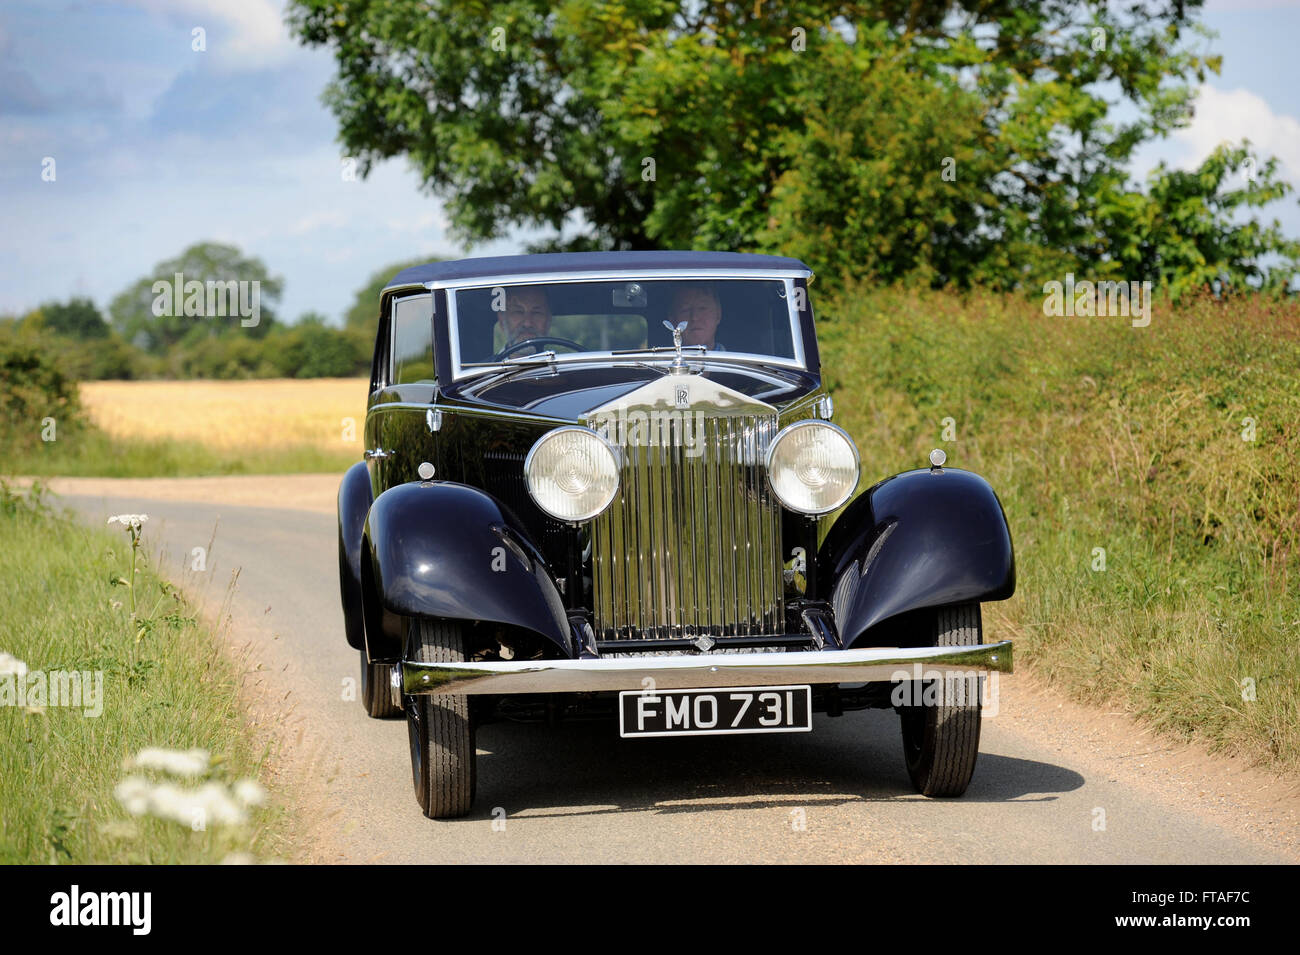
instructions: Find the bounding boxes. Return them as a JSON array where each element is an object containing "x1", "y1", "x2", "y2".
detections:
[{"x1": 391, "y1": 293, "x2": 436, "y2": 384}]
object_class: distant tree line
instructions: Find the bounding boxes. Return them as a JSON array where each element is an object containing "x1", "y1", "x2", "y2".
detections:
[{"x1": 0, "y1": 242, "x2": 432, "y2": 381}]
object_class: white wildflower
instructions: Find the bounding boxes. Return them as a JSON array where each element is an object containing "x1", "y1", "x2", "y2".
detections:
[
  {"x1": 107, "y1": 514, "x2": 149, "y2": 530},
  {"x1": 232, "y1": 779, "x2": 267, "y2": 808},
  {"x1": 114, "y1": 777, "x2": 248, "y2": 828},
  {"x1": 114, "y1": 751, "x2": 266, "y2": 830},
  {"x1": 0, "y1": 652, "x2": 28, "y2": 678},
  {"x1": 163, "y1": 782, "x2": 246, "y2": 827},
  {"x1": 195, "y1": 783, "x2": 247, "y2": 827},
  {"x1": 127, "y1": 746, "x2": 210, "y2": 778},
  {"x1": 114, "y1": 776, "x2": 153, "y2": 816}
]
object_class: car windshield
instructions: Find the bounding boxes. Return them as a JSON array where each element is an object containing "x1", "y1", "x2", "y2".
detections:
[{"x1": 450, "y1": 277, "x2": 804, "y2": 378}]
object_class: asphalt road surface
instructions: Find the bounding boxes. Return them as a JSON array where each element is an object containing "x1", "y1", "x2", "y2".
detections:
[{"x1": 60, "y1": 488, "x2": 1298, "y2": 864}]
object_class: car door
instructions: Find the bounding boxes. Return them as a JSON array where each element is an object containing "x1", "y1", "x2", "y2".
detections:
[{"x1": 367, "y1": 290, "x2": 440, "y2": 492}]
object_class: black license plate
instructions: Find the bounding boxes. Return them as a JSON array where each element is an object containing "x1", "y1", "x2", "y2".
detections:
[{"x1": 618, "y1": 685, "x2": 812, "y2": 738}]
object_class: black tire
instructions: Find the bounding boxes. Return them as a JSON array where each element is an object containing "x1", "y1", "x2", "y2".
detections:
[
  {"x1": 405, "y1": 618, "x2": 476, "y2": 818},
  {"x1": 898, "y1": 603, "x2": 983, "y2": 797},
  {"x1": 359, "y1": 650, "x2": 401, "y2": 719}
]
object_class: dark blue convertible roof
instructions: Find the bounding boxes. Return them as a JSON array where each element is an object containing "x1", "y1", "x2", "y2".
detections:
[{"x1": 386, "y1": 251, "x2": 812, "y2": 290}]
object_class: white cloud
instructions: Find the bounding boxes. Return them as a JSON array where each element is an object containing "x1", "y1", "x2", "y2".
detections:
[
  {"x1": 287, "y1": 209, "x2": 350, "y2": 236},
  {"x1": 1175, "y1": 85, "x2": 1300, "y2": 182},
  {"x1": 118, "y1": 0, "x2": 296, "y2": 70},
  {"x1": 385, "y1": 210, "x2": 449, "y2": 235}
]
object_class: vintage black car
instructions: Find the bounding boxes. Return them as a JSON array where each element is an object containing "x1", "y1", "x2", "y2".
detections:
[{"x1": 338, "y1": 251, "x2": 1015, "y2": 818}]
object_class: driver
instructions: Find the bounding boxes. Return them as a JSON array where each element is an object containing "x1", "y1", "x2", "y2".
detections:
[
  {"x1": 496, "y1": 286, "x2": 552, "y2": 353},
  {"x1": 668, "y1": 283, "x2": 726, "y2": 351}
]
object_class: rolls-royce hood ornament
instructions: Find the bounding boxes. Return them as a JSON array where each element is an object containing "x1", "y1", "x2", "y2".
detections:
[{"x1": 663, "y1": 319, "x2": 689, "y2": 374}]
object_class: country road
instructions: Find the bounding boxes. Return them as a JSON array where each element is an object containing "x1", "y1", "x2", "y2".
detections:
[{"x1": 52, "y1": 477, "x2": 1300, "y2": 864}]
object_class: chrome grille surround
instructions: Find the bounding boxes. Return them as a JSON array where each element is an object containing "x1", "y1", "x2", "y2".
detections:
[{"x1": 584, "y1": 375, "x2": 785, "y2": 643}]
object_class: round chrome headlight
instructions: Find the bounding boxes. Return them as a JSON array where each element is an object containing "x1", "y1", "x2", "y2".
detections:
[
  {"x1": 524, "y1": 426, "x2": 620, "y2": 522},
  {"x1": 766, "y1": 420, "x2": 860, "y2": 515}
]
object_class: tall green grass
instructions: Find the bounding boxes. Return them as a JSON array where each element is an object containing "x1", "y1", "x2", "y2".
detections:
[
  {"x1": 819, "y1": 286, "x2": 1300, "y2": 771},
  {"x1": 0, "y1": 484, "x2": 291, "y2": 863}
]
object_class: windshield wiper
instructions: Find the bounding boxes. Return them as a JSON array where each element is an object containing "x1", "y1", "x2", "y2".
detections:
[
  {"x1": 610, "y1": 345, "x2": 708, "y2": 356},
  {"x1": 609, "y1": 349, "x2": 798, "y2": 374},
  {"x1": 463, "y1": 350, "x2": 558, "y2": 369},
  {"x1": 459, "y1": 352, "x2": 562, "y2": 381}
]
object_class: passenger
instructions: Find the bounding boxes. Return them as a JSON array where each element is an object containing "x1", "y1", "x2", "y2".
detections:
[{"x1": 668, "y1": 283, "x2": 726, "y2": 351}]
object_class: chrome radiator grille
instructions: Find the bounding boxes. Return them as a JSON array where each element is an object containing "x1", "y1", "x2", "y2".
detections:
[{"x1": 589, "y1": 413, "x2": 785, "y2": 642}]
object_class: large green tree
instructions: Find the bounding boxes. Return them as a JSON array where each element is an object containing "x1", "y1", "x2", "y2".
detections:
[
  {"x1": 31, "y1": 297, "x2": 110, "y2": 339},
  {"x1": 290, "y1": 0, "x2": 1298, "y2": 292},
  {"x1": 110, "y1": 242, "x2": 283, "y2": 353},
  {"x1": 15, "y1": 299, "x2": 141, "y2": 379}
]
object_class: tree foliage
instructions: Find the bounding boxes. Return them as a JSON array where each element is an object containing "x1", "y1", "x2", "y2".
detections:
[
  {"x1": 289, "y1": 0, "x2": 1299, "y2": 292},
  {"x1": 11, "y1": 299, "x2": 140, "y2": 380},
  {"x1": 32, "y1": 297, "x2": 110, "y2": 339},
  {"x1": 109, "y1": 242, "x2": 283, "y2": 353},
  {"x1": 268, "y1": 313, "x2": 370, "y2": 378},
  {"x1": 0, "y1": 329, "x2": 84, "y2": 452}
]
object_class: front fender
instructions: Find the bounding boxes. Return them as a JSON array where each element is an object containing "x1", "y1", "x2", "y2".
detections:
[
  {"x1": 337, "y1": 461, "x2": 371, "y2": 651},
  {"x1": 817, "y1": 467, "x2": 1015, "y2": 648},
  {"x1": 361, "y1": 480, "x2": 571, "y2": 663}
]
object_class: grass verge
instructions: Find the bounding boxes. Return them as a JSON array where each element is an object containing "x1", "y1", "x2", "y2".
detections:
[
  {"x1": 0, "y1": 482, "x2": 292, "y2": 863},
  {"x1": 819, "y1": 286, "x2": 1300, "y2": 773}
]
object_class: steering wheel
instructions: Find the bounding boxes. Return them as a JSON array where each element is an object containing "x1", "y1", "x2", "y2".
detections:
[{"x1": 491, "y1": 336, "x2": 586, "y2": 361}]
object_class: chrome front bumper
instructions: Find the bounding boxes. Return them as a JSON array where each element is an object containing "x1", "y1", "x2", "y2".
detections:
[{"x1": 402, "y1": 641, "x2": 1012, "y2": 696}]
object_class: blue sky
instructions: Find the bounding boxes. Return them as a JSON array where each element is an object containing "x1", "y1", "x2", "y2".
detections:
[{"x1": 2, "y1": 0, "x2": 1298, "y2": 324}]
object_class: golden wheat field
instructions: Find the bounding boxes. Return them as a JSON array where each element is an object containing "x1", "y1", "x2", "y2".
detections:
[{"x1": 79, "y1": 378, "x2": 370, "y2": 455}]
